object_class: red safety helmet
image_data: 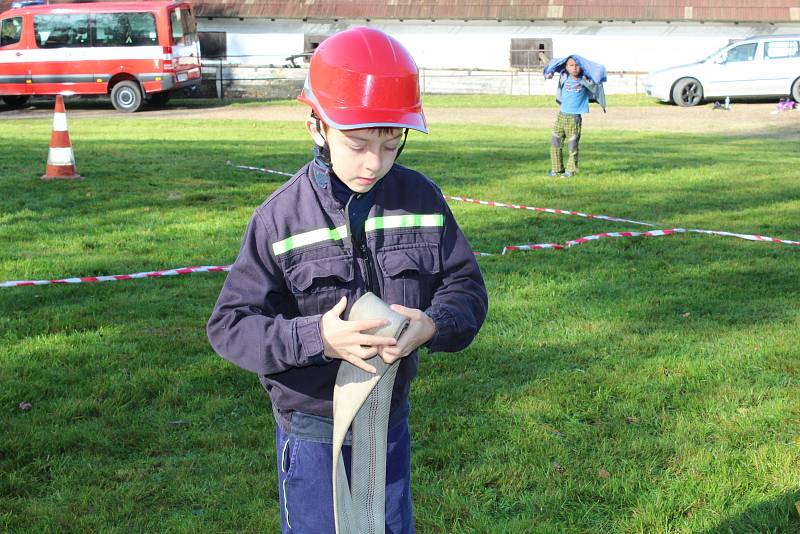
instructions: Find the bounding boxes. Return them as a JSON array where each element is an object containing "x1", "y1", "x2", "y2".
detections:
[{"x1": 298, "y1": 27, "x2": 428, "y2": 133}]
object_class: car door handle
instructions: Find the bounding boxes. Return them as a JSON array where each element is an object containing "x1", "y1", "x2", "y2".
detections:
[{"x1": 16, "y1": 52, "x2": 23, "y2": 57}]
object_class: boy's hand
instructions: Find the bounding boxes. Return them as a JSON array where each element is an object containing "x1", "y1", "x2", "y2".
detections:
[
  {"x1": 546, "y1": 73, "x2": 554, "y2": 79},
  {"x1": 320, "y1": 297, "x2": 397, "y2": 374},
  {"x1": 378, "y1": 305, "x2": 436, "y2": 364}
]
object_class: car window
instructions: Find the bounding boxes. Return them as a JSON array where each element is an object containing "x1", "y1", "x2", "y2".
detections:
[
  {"x1": 94, "y1": 13, "x2": 158, "y2": 47},
  {"x1": 34, "y1": 14, "x2": 90, "y2": 48},
  {"x1": 170, "y1": 9, "x2": 183, "y2": 45},
  {"x1": 182, "y1": 8, "x2": 196, "y2": 45},
  {"x1": 0, "y1": 17, "x2": 23, "y2": 47},
  {"x1": 764, "y1": 40, "x2": 800, "y2": 60},
  {"x1": 725, "y1": 43, "x2": 758, "y2": 63}
]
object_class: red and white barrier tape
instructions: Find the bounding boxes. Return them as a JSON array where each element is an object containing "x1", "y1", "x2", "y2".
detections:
[
  {"x1": 227, "y1": 161, "x2": 294, "y2": 177},
  {"x1": 443, "y1": 195, "x2": 655, "y2": 227},
  {"x1": 234, "y1": 163, "x2": 800, "y2": 251},
  {"x1": 6, "y1": 224, "x2": 796, "y2": 287},
  {"x1": 4, "y1": 165, "x2": 797, "y2": 288},
  {"x1": 503, "y1": 228, "x2": 800, "y2": 253},
  {"x1": 683, "y1": 228, "x2": 800, "y2": 247},
  {"x1": 4, "y1": 229, "x2": 797, "y2": 288},
  {"x1": 229, "y1": 162, "x2": 656, "y2": 227},
  {"x1": 0, "y1": 265, "x2": 231, "y2": 288}
]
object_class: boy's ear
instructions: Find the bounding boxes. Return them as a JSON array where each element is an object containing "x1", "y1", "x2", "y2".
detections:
[{"x1": 305, "y1": 118, "x2": 326, "y2": 147}]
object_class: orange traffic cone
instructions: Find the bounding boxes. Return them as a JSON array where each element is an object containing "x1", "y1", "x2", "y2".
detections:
[{"x1": 42, "y1": 95, "x2": 83, "y2": 180}]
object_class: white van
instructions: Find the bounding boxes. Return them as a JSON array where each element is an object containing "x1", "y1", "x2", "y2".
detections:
[{"x1": 644, "y1": 35, "x2": 800, "y2": 106}]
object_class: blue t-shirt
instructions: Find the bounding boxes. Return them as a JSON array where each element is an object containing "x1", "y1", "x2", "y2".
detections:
[{"x1": 560, "y1": 76, "x2": 590, "y2": 115}]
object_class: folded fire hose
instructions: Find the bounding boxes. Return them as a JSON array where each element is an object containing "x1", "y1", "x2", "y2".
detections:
[{"x1": 332, "y1": 293, "x2": 409, "y2": 534}]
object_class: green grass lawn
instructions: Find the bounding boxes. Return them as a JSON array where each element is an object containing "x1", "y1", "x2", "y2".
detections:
[{"x1": 0, "y1": 110, "x2": 798, "y2": 533}]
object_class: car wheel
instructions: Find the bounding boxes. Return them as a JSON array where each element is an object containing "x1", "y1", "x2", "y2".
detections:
[
  {"x1": 146, "y1": 91, "x2": 172, "y2": 107},
  {"x1": 672, "y1": 78, "x2": 703, "y2": 107},
  {"x1": 110, "y1": 81, "x2": 144, "y2": 113},
  {"x1": 2, "y1": 95, "x2": 31, "y2": 109},
  {"x1": 791, "y1": 78, "x2": 800, "y2": 103}
]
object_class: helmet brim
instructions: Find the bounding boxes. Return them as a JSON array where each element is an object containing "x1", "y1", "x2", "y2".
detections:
[{"x1": 299, "y1": 84, "x2": 428, "y2": 134}]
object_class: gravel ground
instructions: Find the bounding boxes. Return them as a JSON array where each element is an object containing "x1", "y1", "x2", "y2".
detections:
[{"x1": 2, "y1": 99, "x2": 799, "y2": 137}]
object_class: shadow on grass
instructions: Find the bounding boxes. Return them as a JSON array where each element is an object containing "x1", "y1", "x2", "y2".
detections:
[{"x1": 701, "y1": 491, "x2": 800, "y2": 533}]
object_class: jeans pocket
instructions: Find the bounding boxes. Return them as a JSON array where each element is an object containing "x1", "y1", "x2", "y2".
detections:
[
  {"x1": 281, "y1": 435, "x2": 300, "y2": 480},
  {"x1": 279, "y1": 436, "x2": 300, "y2": 530}
]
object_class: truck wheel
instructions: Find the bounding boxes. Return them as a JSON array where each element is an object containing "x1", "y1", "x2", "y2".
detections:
[
  {"x1": 792, "y1": 78, "x2": 800, "y2": 103},
  {"x1": 2, "y1": 95, "x2": 31, "y2": 109},
  {"x1": 672, "y1": 78, "x2": 703, "y2": 107},
  {"x1": 111, "y1": 81, "x2": 143, "y2": 112}
]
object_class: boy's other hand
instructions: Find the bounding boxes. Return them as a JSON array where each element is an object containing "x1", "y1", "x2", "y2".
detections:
[
  {"x1": 546, "y1": 73, "x2": 554, "y2": 79},
  {"x1": 320, "y1": 296, "x2": 397, "y2": 374},
  {"x1": 378, "y1": 305, "x2": 436, "y2": 364}
]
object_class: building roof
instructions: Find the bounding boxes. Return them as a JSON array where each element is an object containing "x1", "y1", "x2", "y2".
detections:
[{"x1": 2, "y1": 0, "x2": 799, "y2": 23}]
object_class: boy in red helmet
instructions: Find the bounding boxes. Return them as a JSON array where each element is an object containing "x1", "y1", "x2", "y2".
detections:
[{"x1": 208, "y1": 27, "x2": 487, "y2": 533}]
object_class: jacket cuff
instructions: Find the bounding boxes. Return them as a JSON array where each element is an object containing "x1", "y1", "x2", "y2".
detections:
[
  {"x1": 424, "y1": 305, "x2": 455, "y2": 353},
  {"x1": 295, "y1": 315, "x2": 325, "y2": 365}
]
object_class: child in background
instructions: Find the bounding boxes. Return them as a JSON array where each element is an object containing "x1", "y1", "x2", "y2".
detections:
[{"x1": 548, "y1": 56, "x2": 603, "y2": 178}]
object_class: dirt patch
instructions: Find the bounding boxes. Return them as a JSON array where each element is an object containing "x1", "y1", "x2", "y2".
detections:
[
  {"x1": 456, "y1": 105, "x2": 800, "y2": 137},
  {"x1": 3, "y1": 100, "x2": 799, "y2": 138}
]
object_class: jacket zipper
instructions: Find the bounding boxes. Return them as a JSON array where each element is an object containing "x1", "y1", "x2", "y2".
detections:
[
  {"x1": 344, "y1": 194, "x2": 381, "y2": 297},
  {"x1": 360, "y1": 242, "x2": 380, "y2": 297}
]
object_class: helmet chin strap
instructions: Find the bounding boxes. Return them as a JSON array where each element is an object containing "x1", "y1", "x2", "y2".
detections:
[
  {"x1": 312, "y1": 111, "x2": 411, "y2": 166},
  {"x1": 394, "y1": 129, "x2": 409, "y2": 161}
]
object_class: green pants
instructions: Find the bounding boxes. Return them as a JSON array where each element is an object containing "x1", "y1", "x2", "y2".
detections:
[{"x1": 550, "y1": 112, "x2": 582, "y2": 173}]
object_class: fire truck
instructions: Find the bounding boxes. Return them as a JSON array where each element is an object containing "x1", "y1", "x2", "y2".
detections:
[{"x1": 0, "y1": 0, "x2": 201, "y2": 112}]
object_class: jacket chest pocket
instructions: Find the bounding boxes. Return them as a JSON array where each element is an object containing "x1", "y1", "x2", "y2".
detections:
[
  {"x1": 376, "y1": 243, "x2": 440, "y2": 310},
  {"x1": 284, "y1": 254, "x2": 355, "y2": 316}
]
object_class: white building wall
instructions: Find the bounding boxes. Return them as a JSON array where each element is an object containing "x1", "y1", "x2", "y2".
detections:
[{"x1": 198, "y1": 18, "x2": 800, "y2": 73}]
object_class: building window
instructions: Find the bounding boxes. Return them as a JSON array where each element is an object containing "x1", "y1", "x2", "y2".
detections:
[
  {"x1": 199, "y1": 31, "x2": 226, "y2": 60},
  {"x1": 510, "y1": 38, "x2": 553, "y2": 69},
  {"x1": 304, "y1": 34, "x2": 329, "y2": 62}
]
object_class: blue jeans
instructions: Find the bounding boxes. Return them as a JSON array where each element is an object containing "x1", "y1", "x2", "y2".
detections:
[{"x1": 275, "y1": 418, "x2": 414, "y2": 533}]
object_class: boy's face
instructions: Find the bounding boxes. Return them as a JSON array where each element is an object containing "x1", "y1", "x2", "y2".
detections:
[
  {"x1": 566, "y1": 58, "x2": 582, "y2": 78},
  {"x1": 308, "y1": 121, "x2": 403, "y2": 193}
]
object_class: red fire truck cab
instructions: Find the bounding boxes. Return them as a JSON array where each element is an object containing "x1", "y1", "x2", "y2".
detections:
[{"x1": 0, "y1": 1, "x2": 201, "y2": 112}]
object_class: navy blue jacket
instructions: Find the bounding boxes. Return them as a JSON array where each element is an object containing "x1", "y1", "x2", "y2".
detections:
[{"x1": 207, "y1": 157, "x2": 488, "y2": 433}]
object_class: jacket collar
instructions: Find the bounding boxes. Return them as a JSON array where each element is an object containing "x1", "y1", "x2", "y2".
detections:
[
  {"x1": 310, "y1": 146, "x2": 332, "y2": 189},
  {"x1": 308, "y1": 147, "x2": 344, "y2": 211}
]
